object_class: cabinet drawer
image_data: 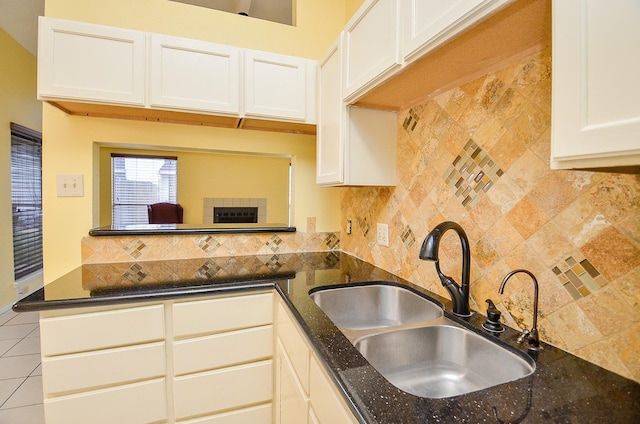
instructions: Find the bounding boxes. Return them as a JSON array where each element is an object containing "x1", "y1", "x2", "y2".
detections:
[
  {"x1": 173, "y1": 292, "x2": 273, "y2": 338},
  {"x1": 174, "y1": 325, "x2": 273, "y2": 376},
  {"x1": 42, "y1": 342, "x2": 166, "y2": 395},
  {"x1": 44, "y1": 378, "x2": 167, "y2": 424},
  {"x1": 174, "y1": 360, "x2": 273, "y2": 420},
  {"x1": 40, "y1": 304, "x2": 165, "y2": 356},
  {"x1": 277, "y1": 301, "x2": 310, "y2": 393},
  {"x1": 180, "y1": 403, "x2": 272, "y2": 424}
]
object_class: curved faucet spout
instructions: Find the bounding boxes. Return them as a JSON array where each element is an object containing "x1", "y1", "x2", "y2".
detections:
[
  {"x1": 499, "y1": 269, "x2": 540, "y2": 351},
  {"x1": 419, "y1": 221, "x2": 471, "y2": 317}
]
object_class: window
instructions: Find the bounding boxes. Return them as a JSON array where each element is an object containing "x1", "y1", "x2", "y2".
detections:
[
  {"x1": 112, "y1": 154, "x2": 178, "y2": 226},
  {"x1": 10, "y1": 123, "x2": 43, "y2": 280}
]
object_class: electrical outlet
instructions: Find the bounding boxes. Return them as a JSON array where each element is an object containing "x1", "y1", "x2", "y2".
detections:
[
  {"x1": 56, "y1": 174, "x2": 84, "y2": 197},
  {"x1": 377, "y1": 223, "x2": 389, "y2": 247},
  {"x1": 346, "y1": 219, "x2": 352, "y2": 235}
]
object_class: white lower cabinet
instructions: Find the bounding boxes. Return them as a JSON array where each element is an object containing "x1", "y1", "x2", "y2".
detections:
[
  {"x1": 275, "y1": 299, "x2": 358, "y2": 424},
  {"x1": 40, "y1": 293, "x2": 274, "y2": 424}
]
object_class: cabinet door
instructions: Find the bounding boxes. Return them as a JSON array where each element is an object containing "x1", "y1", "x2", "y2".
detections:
[
  {"x1": 342, "y1": 0, "x2": 401, "y2": 101},
  {"x1": 245, "y1": 50, "x2": 312, "y2": 121},
  {"x1": 402, "y1": 0, "x2": 513, "y2": 62},
  {"x1": 551, "y1": 0, "x2": 640, "y2": 169},
  {"x1": 309, "y1": 356, "x2": 358, "y2": 424},
  {"x1": 150, "y1": 34, "x2": 241, "y2": 115},
  {"x1": 275, "y1": 341, "x2": 309, "y2": 424},
  {"x1": 316, "y1": 37, "x2": 345, "y2": 186},
  {"x1": 38, "y1": 17, "x2": 145, "y2": 106}
]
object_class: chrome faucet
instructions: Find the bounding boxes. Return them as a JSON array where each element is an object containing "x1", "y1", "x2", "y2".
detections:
[
  {"x1": 499, "y1": 269, "x2": 540, "y2": 351},
  {"x1": 419, "y1": 221, "x2": 471, "y2": 317}
]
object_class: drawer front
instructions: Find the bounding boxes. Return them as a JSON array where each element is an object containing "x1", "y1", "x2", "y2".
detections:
[
  {"x1": 174, "y1": 325, "x2": 273, "y2": 376},
  {"x1": 277, "y1": 302, "x2": 310, "y2": 393},
  {"x1": 173, "y1": 292, "x2": 273, "y2": 338},
  {"x1": 179, "y1": 403, "x2": 272, "y2": 424},
  {"x1": 42, "y1": 342, "x2": 166, "y2": 395},
  {"x1": 174, "y1": 360, "x2": 273, "y2": 420},
  {"x1": 40, "y1": 304, "x2": 165, "y2": 356},
  {"x1": 44, "y1": 378, "x2": 167, "y2": 424}
]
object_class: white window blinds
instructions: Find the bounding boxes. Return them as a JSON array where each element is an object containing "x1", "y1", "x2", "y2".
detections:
[
  {"x1": 10, "y1": 123, "x2": 43, "y2": 280},
  {"x1": 111, "y1": 154, "x2": 178, "y2": 226}
]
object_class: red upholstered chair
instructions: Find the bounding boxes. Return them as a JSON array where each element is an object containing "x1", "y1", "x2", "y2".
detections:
[{"x1": 147, "y1": 202, "x2": 184, "y2": 224}]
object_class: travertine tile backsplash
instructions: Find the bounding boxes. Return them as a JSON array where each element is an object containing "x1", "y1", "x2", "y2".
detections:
[{"x1": 340, "y1": 48, "x2": 640, "y2": 382}]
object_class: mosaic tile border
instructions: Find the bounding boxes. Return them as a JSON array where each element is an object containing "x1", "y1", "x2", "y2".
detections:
[
  {"x1": 552, "y1": 255, "x2": 607, "y2": 300},
  {"x1": 444, "y1": 139, "x2": 504, "y2": 210},
  {"x1": 402, "y1": 108, "x2": 420, "y2": 133}
]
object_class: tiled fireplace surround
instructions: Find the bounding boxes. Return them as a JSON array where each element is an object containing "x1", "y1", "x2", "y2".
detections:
[{"x1": 82, "y1": 49, "x2": 640, "y2": 383}]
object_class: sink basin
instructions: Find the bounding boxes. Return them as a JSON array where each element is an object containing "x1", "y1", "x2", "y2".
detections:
[
  {"x1": 354, "y1": 324, "x2": 535, "y2": 398},
  {"x1": 310, "y1": 283, "x2": 443, "y2": 330}
]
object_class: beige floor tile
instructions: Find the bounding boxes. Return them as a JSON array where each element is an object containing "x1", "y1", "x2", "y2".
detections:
[
  {"x1": 0, "y1": 339, "x2": 20, "y2": 357},
  {"x1": 0, "y1": 355, "x2": 41, "y2": 380},
  {"x1": 1, "y1": 376, "x2": 43, "y2": 409},
  {"x1": 4, "y1": 312, "x2": 39, "y2": 326},
  {"x1": 0, "y1": 312, "x2": 17, "y2": 326},
  {"x1": 0, "y1": 377, "x2": 24, "y2": 406},
  {"x1": 0, "y1": 324, "x2": 38, "y2": 341},
  {"x1": 30, "y1": 364, "x2": 42, "y2": 377},
  {"x1": 3, "y1": 337, "x2": 41, "y2": 357},
  {"x1": 0, "y1": 404, "x2": 45, "y2": 424}
]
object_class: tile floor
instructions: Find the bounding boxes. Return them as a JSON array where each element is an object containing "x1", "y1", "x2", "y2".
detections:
[{"x1": 0, "y1": 309, "x2": 45, "y2": 423}]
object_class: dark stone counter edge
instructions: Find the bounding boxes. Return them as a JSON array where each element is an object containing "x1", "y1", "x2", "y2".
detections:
[{"x1": 88, "y1": 224, "x2": 297, "y2": 236}]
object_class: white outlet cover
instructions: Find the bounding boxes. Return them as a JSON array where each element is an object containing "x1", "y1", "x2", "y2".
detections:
[
  {"x1": 377, "y1": 223, "x2": 389, "y2": 247},
  {"x1": 56, "y1": 174, "x2": 84, "y2": 197}
]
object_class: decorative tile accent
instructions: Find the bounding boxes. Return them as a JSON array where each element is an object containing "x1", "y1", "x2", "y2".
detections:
[
  {"x1": 401, "y1": 226, "x2": 415, "y2": 248},
  {"x1": 357, "y1": 216, "x2": 371, "y2": 236},
  {"x1": 552, "y1": 255, "x2": 607, "y2": 300},
  {"x1": 264, "y1": 255, "x2": 284, "y2": 272},
  {"x1": 266, "y1": 235, "x2": 283, "y2": 252},
  {"x1": 444, "y1": 139, "x2": 503, "y2": 210},
  {"x1": 198, "y1": 236, "x2": 220, "y2": 253},
  {"x1": 403, "y1": 108, "x2": 420, "y2": 133},
  {"x1": 124, "y1": 263, "x2": 147, "y2": 283},
  {"x1": 125, "y1": 240, "x2": 147, "y2": 259},
  {"x1": 324, "y1": 233, "x2": 340, "y2": 250},
  {"x1": 197, "y1": 259, "x2": 222, "y2": 278}
]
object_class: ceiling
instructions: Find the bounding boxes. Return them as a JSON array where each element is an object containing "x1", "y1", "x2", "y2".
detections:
[
  {"x1": 0, "y1": 0, "x2": 291, "y2": 57},
  {"x1": 0, "y1": 0, "x2": 44, "y2": 56}
]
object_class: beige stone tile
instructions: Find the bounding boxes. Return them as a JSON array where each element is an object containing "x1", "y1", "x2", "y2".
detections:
[
  {"x1": 552, "y1": 195, "x2": 611, "y2": 248},
  {"x1": 468, "y1": 195, "x2": 502, "y2": 233},
  {"x1": 488, "y1": 128, "x2": 528, "y2": 170},
  {"x1": 578, "y1": 285, "x2": 639, "y2": 337},
  {"x1": 489, "y1": 217, "x2": 524, "y2": 257},
  {"x1": 545, "y1": 303, "x2": 602, "y2": 351},
  {"x1": 612, "y1": 267, "x2": 640, "y2": 305},
  {"x1": 507, "y1": 149, "x2": 549, "y2": 194},
  {"x1": 529, "y1": 172, "x2": 580, "y2": 219},
  {"x1": 606, "y1": 323, "x2": 640, "y2": 381},
  {"x1": 581, "y1": 226, "x2": 640, "y2": 281},
  {"x1": 526, "y1": 221, "x2": 575, "y2": 267},
  {"x1": 471, "y1": 115, "x2": 506, "y2": 151},
  {"x1": 506, "y1": 196, "x2": 550, "y2": 239},
  {"x1": 588, "y1": 174, "x2": 640, "y2": 224},
  {"x1": 575, "y1": 339, "x2": 631, "y2": 380},
  {"x1": 485, "y1": 173, "x2": 525, "y2": 215}
]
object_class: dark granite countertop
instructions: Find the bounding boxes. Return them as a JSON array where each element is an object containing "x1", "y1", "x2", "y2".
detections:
[{"x1": 13, "y1": 252, "x2": 640, "y2": 423}]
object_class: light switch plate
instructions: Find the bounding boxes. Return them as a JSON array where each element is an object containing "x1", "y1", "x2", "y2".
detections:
[
  {"x1": 56, "y1": 174, "x2": 84, "y2": 197},
  {"x1": 377, "y1": 223, "x2": 389, "y2": 247}
]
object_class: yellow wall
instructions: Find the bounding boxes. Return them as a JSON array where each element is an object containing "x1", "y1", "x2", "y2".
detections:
[
  {"x1": 99, "y1": 147, "x2": 291, "y2": 225},
  {"x1": 0, "y1": 29, "x2": 43, "y2": 310},
  {"x1": 41, "y1": 0, "x2": 350, "y2": 282}
]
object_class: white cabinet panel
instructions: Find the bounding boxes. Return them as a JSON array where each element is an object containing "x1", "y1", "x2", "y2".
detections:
[
  {"x1": 551, "y1": 0, "x2": 640, "y2": 168},
  {"x1": 150, "y1": 34, "x2": 240, "y2": 114},
  {"x1": 42, "y1": 342, "x2": 166, "y2": 395},
  {"x1": 40, "y1": 304, "x2": 165, "y2": 356},
  {"x1": 309, "y1": 356, "x2": 358, "y2": 424},
  {"x1": 174, "y1": 360, "x2": 273, "y2": 420},
  {"x1": 275, "y1": 341, "x2": 309, "y2": 424},
  {"x1": 173, "y1": 325, "x2": 273, "y2": 375},
  {"x1": 180, "y1": 404, "x2": 272, "y2": 424},
  {"x1": 38, "y1": 17, "x2": 146, "y2": 106},
  {"x1": 276, "y1": 303, "x2": 310, "y2": 393},
  {"x1": 342, "y1": 0, "x2": 401, "y2": 101},
  {"x1": 245, "y1": 50, "x2": 314, "y2": 121},
  {"x1": 402, "y1": 0, "x2": 513, "y2": 62},
  {"x1": 173, "y1": 292, "x2": 273, "y2": 338},
  {"x1": 317, "y1": 36, "x2": 397, "y2": 187},
  {"x1": 44, "y1": 379, "x2": 167, "y2": 424}
]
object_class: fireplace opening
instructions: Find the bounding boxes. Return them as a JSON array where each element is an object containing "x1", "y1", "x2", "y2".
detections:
[{"x1": 213, "y1": 207, "x2": 258, "y2": 224}]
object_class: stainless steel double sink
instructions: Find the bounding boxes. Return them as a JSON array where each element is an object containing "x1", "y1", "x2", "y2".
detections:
[{"x1": 310, "y1": 282, "x2": 535, "y2": 399}]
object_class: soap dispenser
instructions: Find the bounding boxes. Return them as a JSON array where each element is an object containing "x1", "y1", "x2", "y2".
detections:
[{"x1": 482, "y1": 299, "x2": 505, "y2": 333}]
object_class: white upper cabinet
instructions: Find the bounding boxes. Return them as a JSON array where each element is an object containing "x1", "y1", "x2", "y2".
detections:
[
  {"x1": 551, "y1": 0, "x2": 640, "y2": 169},
  {"x1": 38, "y1": 17, "x2": 146, "y2": 106},
  {"x1": 244, "y1": 50, "x2": 316, "y2": 122},
  {"x1": 402, "y1": 0, "x2": 513, "y2": 63},
  {"x1": 149, "y1": 34, "x2": 240, "y2": 115},
  {"x1": 342, "y1": 0, "x2": 402, "y2": 102}
]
